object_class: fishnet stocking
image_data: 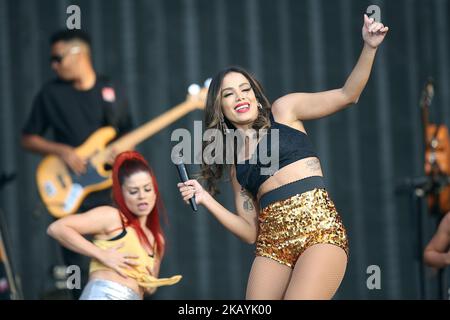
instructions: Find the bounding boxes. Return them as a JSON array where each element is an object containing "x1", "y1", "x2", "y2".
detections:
[
  {"x1": 283, "y1": 243, "x2": 347, "y2": 300},
  {"x1": 245, "y1": 256, "x2": 292, "y2": 300}
]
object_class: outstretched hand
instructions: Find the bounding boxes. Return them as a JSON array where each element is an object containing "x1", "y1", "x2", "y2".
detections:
[{"x1": 362, "y1": 14, "x2": 389, "y2": 48}]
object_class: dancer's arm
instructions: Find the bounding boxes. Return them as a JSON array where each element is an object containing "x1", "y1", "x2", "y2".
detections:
[
  {"x1": 178, "y1": 167, "x2": 258, "y2": 244},
  {"x1": 47, "y1": 206, "x2": 138, "y2": 277},
  {"x1": 272, "y1": 14, "x2": 389, "y2": 123}
]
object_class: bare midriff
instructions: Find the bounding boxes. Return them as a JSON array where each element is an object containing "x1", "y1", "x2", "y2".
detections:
[
  {"x1": 256, "y1": 157, "x2": 323, "y2": 200},
  {"x1": 89, "y1": 269, "x2": 144, "y2": 298}
]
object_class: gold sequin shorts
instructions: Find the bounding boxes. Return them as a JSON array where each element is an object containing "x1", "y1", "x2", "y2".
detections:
[{"x1": 256, "y1": 176, "x2": 349, "y2": 268}]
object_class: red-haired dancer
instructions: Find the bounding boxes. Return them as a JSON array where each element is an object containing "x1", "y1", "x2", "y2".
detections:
[{"x1": 48, "y1": 151, "x2": 181, "y2": 300}]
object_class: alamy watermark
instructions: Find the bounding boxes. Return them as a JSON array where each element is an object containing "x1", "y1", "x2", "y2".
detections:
[
  {"x1": 366, "y1": 5, "x2": 381, "y2": 22},
  {"x1": 54, "y1": 265, "x2": 81, "y2": 290},
  {"x1": 171, "y1": 121, "x2": 280, "y2": 175},
  {"x1": 366, "y1": 265, "x2": 381, "y2": 290},
  {"x1": 66, "y1": 5, "x2": 81, "y2": 30},
  {"x1": 66, "y1": 265, "x2": 81, "y2": 289}
]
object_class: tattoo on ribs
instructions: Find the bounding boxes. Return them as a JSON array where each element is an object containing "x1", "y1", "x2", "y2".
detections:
[
  {"x1": 240, "y1": 190, "x2": 254, "y2": 212},
  {"x1": 306, "y1": 159, "x2": 321, "y2": 172}
]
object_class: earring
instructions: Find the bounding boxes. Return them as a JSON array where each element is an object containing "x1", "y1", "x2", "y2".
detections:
[
  {"x1": 257, "y1": 102, "x2": 263, "y2": 110},
  {"x1": 220, "y1": 113, "x2": 229, "y2": 134}
]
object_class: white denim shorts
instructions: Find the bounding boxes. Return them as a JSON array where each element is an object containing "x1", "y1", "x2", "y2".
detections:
[{"x1": 79, "y1": 279, "x2": 141, "y2": 300}]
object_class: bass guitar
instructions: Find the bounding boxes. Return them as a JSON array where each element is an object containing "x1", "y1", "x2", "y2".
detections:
[{"x1": 37, "y1": 83, "x2": 208, "y2": 218}]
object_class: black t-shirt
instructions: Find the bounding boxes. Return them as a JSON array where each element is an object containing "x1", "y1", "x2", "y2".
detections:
[
  {"x1": 22, "y1": 76, "x2": 133, "y2": 146},
  {"x1": 22, "y1": 76, "x2": 134, "y2": 210}
]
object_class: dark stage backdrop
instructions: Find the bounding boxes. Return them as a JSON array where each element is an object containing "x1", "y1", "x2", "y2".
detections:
[{"x1": 0, "y1": 0, "x2": 449, "y2": 299}]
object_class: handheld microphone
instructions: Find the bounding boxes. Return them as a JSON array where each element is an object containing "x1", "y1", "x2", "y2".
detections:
[{"x1": 175, "y1": 161, "x2": 198, "y2": 212}]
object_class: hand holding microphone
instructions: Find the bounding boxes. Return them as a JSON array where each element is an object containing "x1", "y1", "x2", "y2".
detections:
[{"x1": 175, "y1": 161, "x2": 199, "y2": 212}]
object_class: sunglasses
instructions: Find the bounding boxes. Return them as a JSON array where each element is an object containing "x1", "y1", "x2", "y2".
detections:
[
  {"x1": 50, "y1": 46, "x2": 81, "y2": 64},
  {"x1": 50, "y1": 55, "x2": 64, "y2": 64}
]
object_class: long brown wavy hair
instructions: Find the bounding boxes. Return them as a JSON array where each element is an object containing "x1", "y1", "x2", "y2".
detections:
[{"x1": 201, "y1": 66, "x2": 272, "y2": 194}]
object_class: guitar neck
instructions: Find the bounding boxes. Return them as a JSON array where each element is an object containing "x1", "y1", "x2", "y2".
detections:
[{"x1": 108, "y1": 100, "x2": 196, "y2": 152}]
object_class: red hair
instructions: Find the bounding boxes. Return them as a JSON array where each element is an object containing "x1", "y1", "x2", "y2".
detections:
[{"x1": 112, "y1": 151, "x2": 166, "y2": 256}]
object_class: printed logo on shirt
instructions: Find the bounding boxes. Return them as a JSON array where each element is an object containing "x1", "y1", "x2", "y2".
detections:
[{"x1": 102, "y1": 87, "x2": 116, "y2": 103}]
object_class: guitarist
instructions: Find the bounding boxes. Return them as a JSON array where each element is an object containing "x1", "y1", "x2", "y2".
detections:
[{"x1": 21, "y1": 29, "x2": 134, "y2": 298}]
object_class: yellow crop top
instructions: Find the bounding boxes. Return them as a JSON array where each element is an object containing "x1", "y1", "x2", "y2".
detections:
[{"x1": 90, "y1": 226, "x2": 182, "y2": 288}]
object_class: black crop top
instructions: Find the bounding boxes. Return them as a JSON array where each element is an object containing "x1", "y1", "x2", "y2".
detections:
[{"x1": 235, "y1": 112, "x2": 317, "y2": 197}]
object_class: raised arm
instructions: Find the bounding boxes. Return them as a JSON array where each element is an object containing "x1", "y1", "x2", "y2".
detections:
[
  {"x1": 423, "y1": 213, "x2": 450, "y2": 269},
  {"x1": 272, "y1": 14, "x2": 389, "y2": 123},
  {"x1": 178, "y1": 166, "x2": 259, "y2": 244}
]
